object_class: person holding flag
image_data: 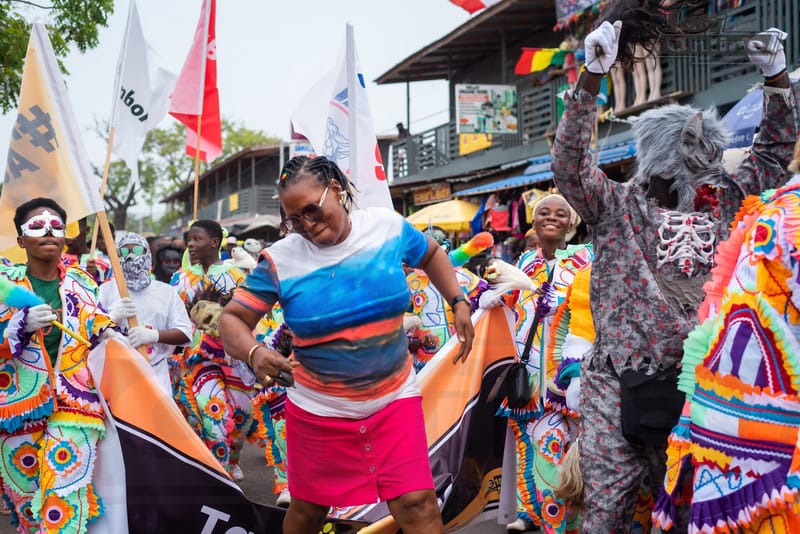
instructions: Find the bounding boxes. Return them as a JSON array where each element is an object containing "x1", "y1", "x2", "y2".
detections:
[
  {"x1": 98, "y1": 232, "x2": 192, "y2": 398},
  {"x1": 0, "y1": 198, "x2": 126, "y2": 533}
]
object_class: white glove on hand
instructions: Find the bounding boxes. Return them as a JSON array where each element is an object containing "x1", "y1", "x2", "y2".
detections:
[
  {"x1": 23, "y1": 304, "x2": 57, "y2": 333},
  {"x1": 109, "y1": 297, "x2": 137, "y2": 323},
  {"x1": 478, "y1": 289, "x2": 504, "y2": 309},
  {"x1": 126, "y1": 326, "x2": 159, "y2": 348},
  {"x1": 566, "y1": 376, "x2": 581, "y2": 413},
  {"x1": 584, "y1": 20, "x2": 622, "y2": 74},
  {"x1": 747, "y1": 28, "x2": 788, "y2": 78}
]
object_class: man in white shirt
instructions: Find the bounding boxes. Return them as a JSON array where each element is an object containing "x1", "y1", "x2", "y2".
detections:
[{"x1": 99, "y1": 232, "x2": 192, "y2": 397}]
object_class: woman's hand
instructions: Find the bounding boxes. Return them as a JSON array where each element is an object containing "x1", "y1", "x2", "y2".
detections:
[
  {"x1": 451, "y1": 301, "x2": 474, "y2": 364},
  {"x1": 251, "y1": 346, "x2": 298, "y2": 387}
]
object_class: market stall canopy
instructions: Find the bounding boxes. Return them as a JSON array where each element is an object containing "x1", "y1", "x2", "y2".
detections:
[{"x1": 406, "y1": 199, "x2": 479, "y2": 232}]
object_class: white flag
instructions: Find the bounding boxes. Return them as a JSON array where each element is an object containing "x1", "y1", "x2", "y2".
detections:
[
  {"x1": 111, "y1": 0, "x2": 176, "y2": 181},
  {"x1": 291, "y1": 24, "x2": 392, "y2": 210}
]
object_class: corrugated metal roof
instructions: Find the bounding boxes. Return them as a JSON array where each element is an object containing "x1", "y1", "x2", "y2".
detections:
[{"x1": 455, "y1": 140, "x2": 635, "y2": 197}]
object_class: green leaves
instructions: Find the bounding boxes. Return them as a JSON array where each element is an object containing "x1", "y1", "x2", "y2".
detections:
[{"x1": 0, "y1": 0, "x2": 114, "y2": 113}]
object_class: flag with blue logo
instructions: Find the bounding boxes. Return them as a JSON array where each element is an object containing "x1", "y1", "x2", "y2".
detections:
[{"x1": 291, "y1": 24, "x2": 392, "y2": 210}]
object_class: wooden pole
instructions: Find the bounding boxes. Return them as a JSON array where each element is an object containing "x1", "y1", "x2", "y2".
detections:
[
  {"x1": 95, "y1": 209, "x2": 149, "y2": 361},
  {"x1": 89, "y1": 128, "x2": 116, "y2": 258},
  {"x1": 192, "y1": 114, "x2": 204, "y2": 220}
]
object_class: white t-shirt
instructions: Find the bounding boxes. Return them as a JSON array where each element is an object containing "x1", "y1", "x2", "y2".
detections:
[{"x1": 99, "y1": 280, "x2": 193, "y2": 366}]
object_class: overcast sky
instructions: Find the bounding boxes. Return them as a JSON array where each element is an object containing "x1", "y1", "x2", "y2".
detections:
[{"x1": 0, "y1": 0, "x2": 474, "y2": 214}]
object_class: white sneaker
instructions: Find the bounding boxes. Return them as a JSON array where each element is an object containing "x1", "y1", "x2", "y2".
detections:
[
  {"x1": 230, "y1": 464, "x2": 244, "y2": 482},
  {"x1": 506, "y1": 518, "x2": 535, "y2": 532},
  {"x1": 276, "y1": 488, "x2": 291, "y2": 507}
]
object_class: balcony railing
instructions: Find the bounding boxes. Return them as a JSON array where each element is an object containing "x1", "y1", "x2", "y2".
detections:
[
  {"x1": 390, "y1": 0, "x2": 798, "y2": 182},
  {"x1": 197, "y1": 184, "x2": 279, "y2": 221}
]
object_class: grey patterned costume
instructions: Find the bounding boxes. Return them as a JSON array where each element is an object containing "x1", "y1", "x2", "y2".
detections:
[{"x1": 551, "y1": 82, "x2": 799, "y2": 532}]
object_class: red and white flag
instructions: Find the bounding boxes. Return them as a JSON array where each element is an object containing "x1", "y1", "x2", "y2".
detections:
[
  {"x1": 169, "y1": 0, "x2": 222, "y2": 162},
  {"x1": 450, "y1": 0, "x2": 502, "y2": 14},
  {"x1": 291, "y1": 24, "x2": 391, "y2": 210}
]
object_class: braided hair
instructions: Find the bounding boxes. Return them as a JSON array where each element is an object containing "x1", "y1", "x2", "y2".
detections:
[{"x1": 277, "y1": 156, "x2": 358, "y2": 212}]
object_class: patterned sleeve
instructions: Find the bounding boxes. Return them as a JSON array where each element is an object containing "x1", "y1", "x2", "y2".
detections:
[
  {"x1": 400, "y1": 218, "x2": 430, "y2": 267},
  {"x1": 551, "y1": 89, "x2": 625, "y2": 225},
  {"x1": 729, "y1": 81, "x2": 799, "y2": 196},
  {"x1": 232, "y1": 253, "x2": 280, "y2": 315}
]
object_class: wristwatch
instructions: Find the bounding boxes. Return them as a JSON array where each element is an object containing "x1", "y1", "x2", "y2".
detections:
[{"x1": 450, "y1": 294, "x2": 469, "y2": 309}]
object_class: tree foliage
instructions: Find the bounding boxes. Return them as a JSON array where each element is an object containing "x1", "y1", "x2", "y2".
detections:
[
  {"x1": 0, "y1": 0, "x2": 114, "y2": 113},
  {"x1": 96, "y1": 119, "x2": 279, "y2": 229}
]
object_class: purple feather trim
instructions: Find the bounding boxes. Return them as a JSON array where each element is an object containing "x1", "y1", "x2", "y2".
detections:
[
  {"x1": 9, "y1": 307, "x2": 34, "y2": 359},
  {"x1": 269, "y1": 323, "x2": 288, "y2": 351},
  {"x1": 58, "y1": 374, "x2": 101, "y2": 404},
  {"x1": 469, "y1": 279, "x2": 489, "y2": 314}
]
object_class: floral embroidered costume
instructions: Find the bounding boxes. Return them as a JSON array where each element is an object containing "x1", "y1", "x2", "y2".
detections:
[
  {"x1": 653, "y1": 174, "x2": 800, "y2": 532},
  {"x1": 552, "y1": 78, "x2": 799, "y2": 530},
  {"x1": 170, "y1": 262, "x2": 251, "y2": 472},
  {"x1": 405, "y1": 266, "x2": 485, "y2": 371},
  {"x1": 499, "y1": 244, "x2": 592, "y2": 530},
  {"x1": 0, "y1": 264, "x2": 112, "y2": 533},
  {"x1": 251, "y1": 304, "x2": 290, "y2": 496}
]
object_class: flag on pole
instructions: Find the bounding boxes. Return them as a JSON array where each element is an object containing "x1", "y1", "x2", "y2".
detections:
[
  {"x1": 111, "y1": 0, "x2": 177, "y2": 181},
  {"x1": 0, "y1": 24, "x2": 104, "y2": 254},
  {"x1": 291, "y1": 24, "x2": 392, "y2": 210},
  {"x1": 450, "y1": 0, "x2": 503, "y2": 14},
  {"x1": 169, "y1": 0, "x2": 222, "y2": 162}
]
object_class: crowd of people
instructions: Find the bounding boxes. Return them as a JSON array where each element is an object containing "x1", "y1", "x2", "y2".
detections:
[{"x1": 0, "y1": 19, "x2": 798, "y2": 534}]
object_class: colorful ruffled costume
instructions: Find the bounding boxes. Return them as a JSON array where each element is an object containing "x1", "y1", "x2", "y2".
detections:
[
  {"x1": 0, "y1": 264, "x2": 113, "y2": 533},
  {"x1": 62, "y1": 252, "x2": 113, "y2": 285},
  {"x1": 654, "y1": 176, "x2": 800, "y2": 533},
  {"x1": 498, "y1": 244, "x2": 592, "y2": 529},
  {"x1": 404, "y1": 266, "x2": 486, "y2": 371},
  {"x1": 251, "y1": 304, "x2": 290, "y2": 496},
  {"x1": 170, "y1": 263, "x2": 252, "y2": 473}
]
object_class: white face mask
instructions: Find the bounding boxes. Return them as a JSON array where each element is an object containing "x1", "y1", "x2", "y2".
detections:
[{"x1": 21, "y1": 210, "x2": 66, "y2": 238}]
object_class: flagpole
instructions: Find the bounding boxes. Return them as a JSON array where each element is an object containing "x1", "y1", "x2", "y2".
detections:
[
  {"x1": 93, "y1": 1, "x2": 148, "y2": 361},
  {"x1": 192, "y1": 0, "x2": 212, "y2": 221},
  {"x1": 88, "y1": 127, "x2": 116, "y2": 257},
  {"x1": 345, "y1": 23, "x2": 358, "y2": 186},
  {"x1": 193, "y1": 115, "x2": 203, "y2": 220}
]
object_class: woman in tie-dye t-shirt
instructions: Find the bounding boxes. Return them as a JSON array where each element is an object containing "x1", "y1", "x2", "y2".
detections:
[{"x1": 220, "y1": 156, "x2": 473, "y2": 534}]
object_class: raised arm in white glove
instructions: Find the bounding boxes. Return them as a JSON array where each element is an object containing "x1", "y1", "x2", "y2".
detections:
[
  {"x1": 126, "y1": 326, "x2": 159, "y2": 348},
  {"x1": 23, "y1": 304, "x2": 57, "y2": 333},
  {"x1": 109, "y1": 297, "x2": 137, "y2": 324},
  {"x1": 747, "y1": 27, "x2": 787, "y2": 78},
  {"x1": 584, "y1": 20, "x2": 623, "y2": 74}
]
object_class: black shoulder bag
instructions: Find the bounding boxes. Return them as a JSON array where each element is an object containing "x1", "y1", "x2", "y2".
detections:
[
  {"x1": 488, "y1": 269, "x2": 553, "y2": 409},
  {"x1": 616, "y1": 364, "x2": 684, "y2": 446}
]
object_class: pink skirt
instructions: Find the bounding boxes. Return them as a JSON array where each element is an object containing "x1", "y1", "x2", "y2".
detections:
[{"x1": 285, "y1": 396, "x2": 434, "y2": 506}]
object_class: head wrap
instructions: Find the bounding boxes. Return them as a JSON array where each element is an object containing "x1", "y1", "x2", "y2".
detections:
[
  {"x1": 116, "y1": 232, "x2": 152, "y2": 291},
  {"x1": 531, "y1": 193, "x2": 581, "y2": 241},
  {"x1": 423, "y1": 226, "x2": 451, "y2": 253}
]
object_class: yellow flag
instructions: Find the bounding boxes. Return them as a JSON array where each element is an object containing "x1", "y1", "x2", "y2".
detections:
[{"x1": 1, "y1": 24, "x2": 103, "y2": 256}]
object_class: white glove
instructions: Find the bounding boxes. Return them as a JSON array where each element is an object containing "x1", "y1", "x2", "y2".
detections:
[
  {"x1": 23, "y1": 304, "x2": 57, "y2": 333},
  {"x1": 127, "y1": 326, "x2": 159, "y2": 348},
  {"x1": 584, "y1": 20, "x2": 622, "y2": 74},
  {"x1": 109, "y1": 297, "x2": 137, "y2": 323},
  {"x1": 478, "y1": 289, "x2": 504, "y2": 309},
  {"x1": 566, "y1": 376, "x2": 581, "y2": 413},
  {"x1": 747, "y1": 28, "x2": 787, "y2": 78}
]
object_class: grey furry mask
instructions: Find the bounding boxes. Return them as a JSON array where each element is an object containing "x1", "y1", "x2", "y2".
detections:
[{"x1": 631, "y1": 104, "x2": 731, "y2": 212}]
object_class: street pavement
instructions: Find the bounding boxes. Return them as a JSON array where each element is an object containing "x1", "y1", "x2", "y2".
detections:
[{"x1": 0, "y1": 441, "x2": 507, "y2": 533}]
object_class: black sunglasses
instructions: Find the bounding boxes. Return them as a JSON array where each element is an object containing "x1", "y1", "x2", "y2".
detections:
[{"x1": 279, "y1": 185, "x2": 329, "y2": 235}]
